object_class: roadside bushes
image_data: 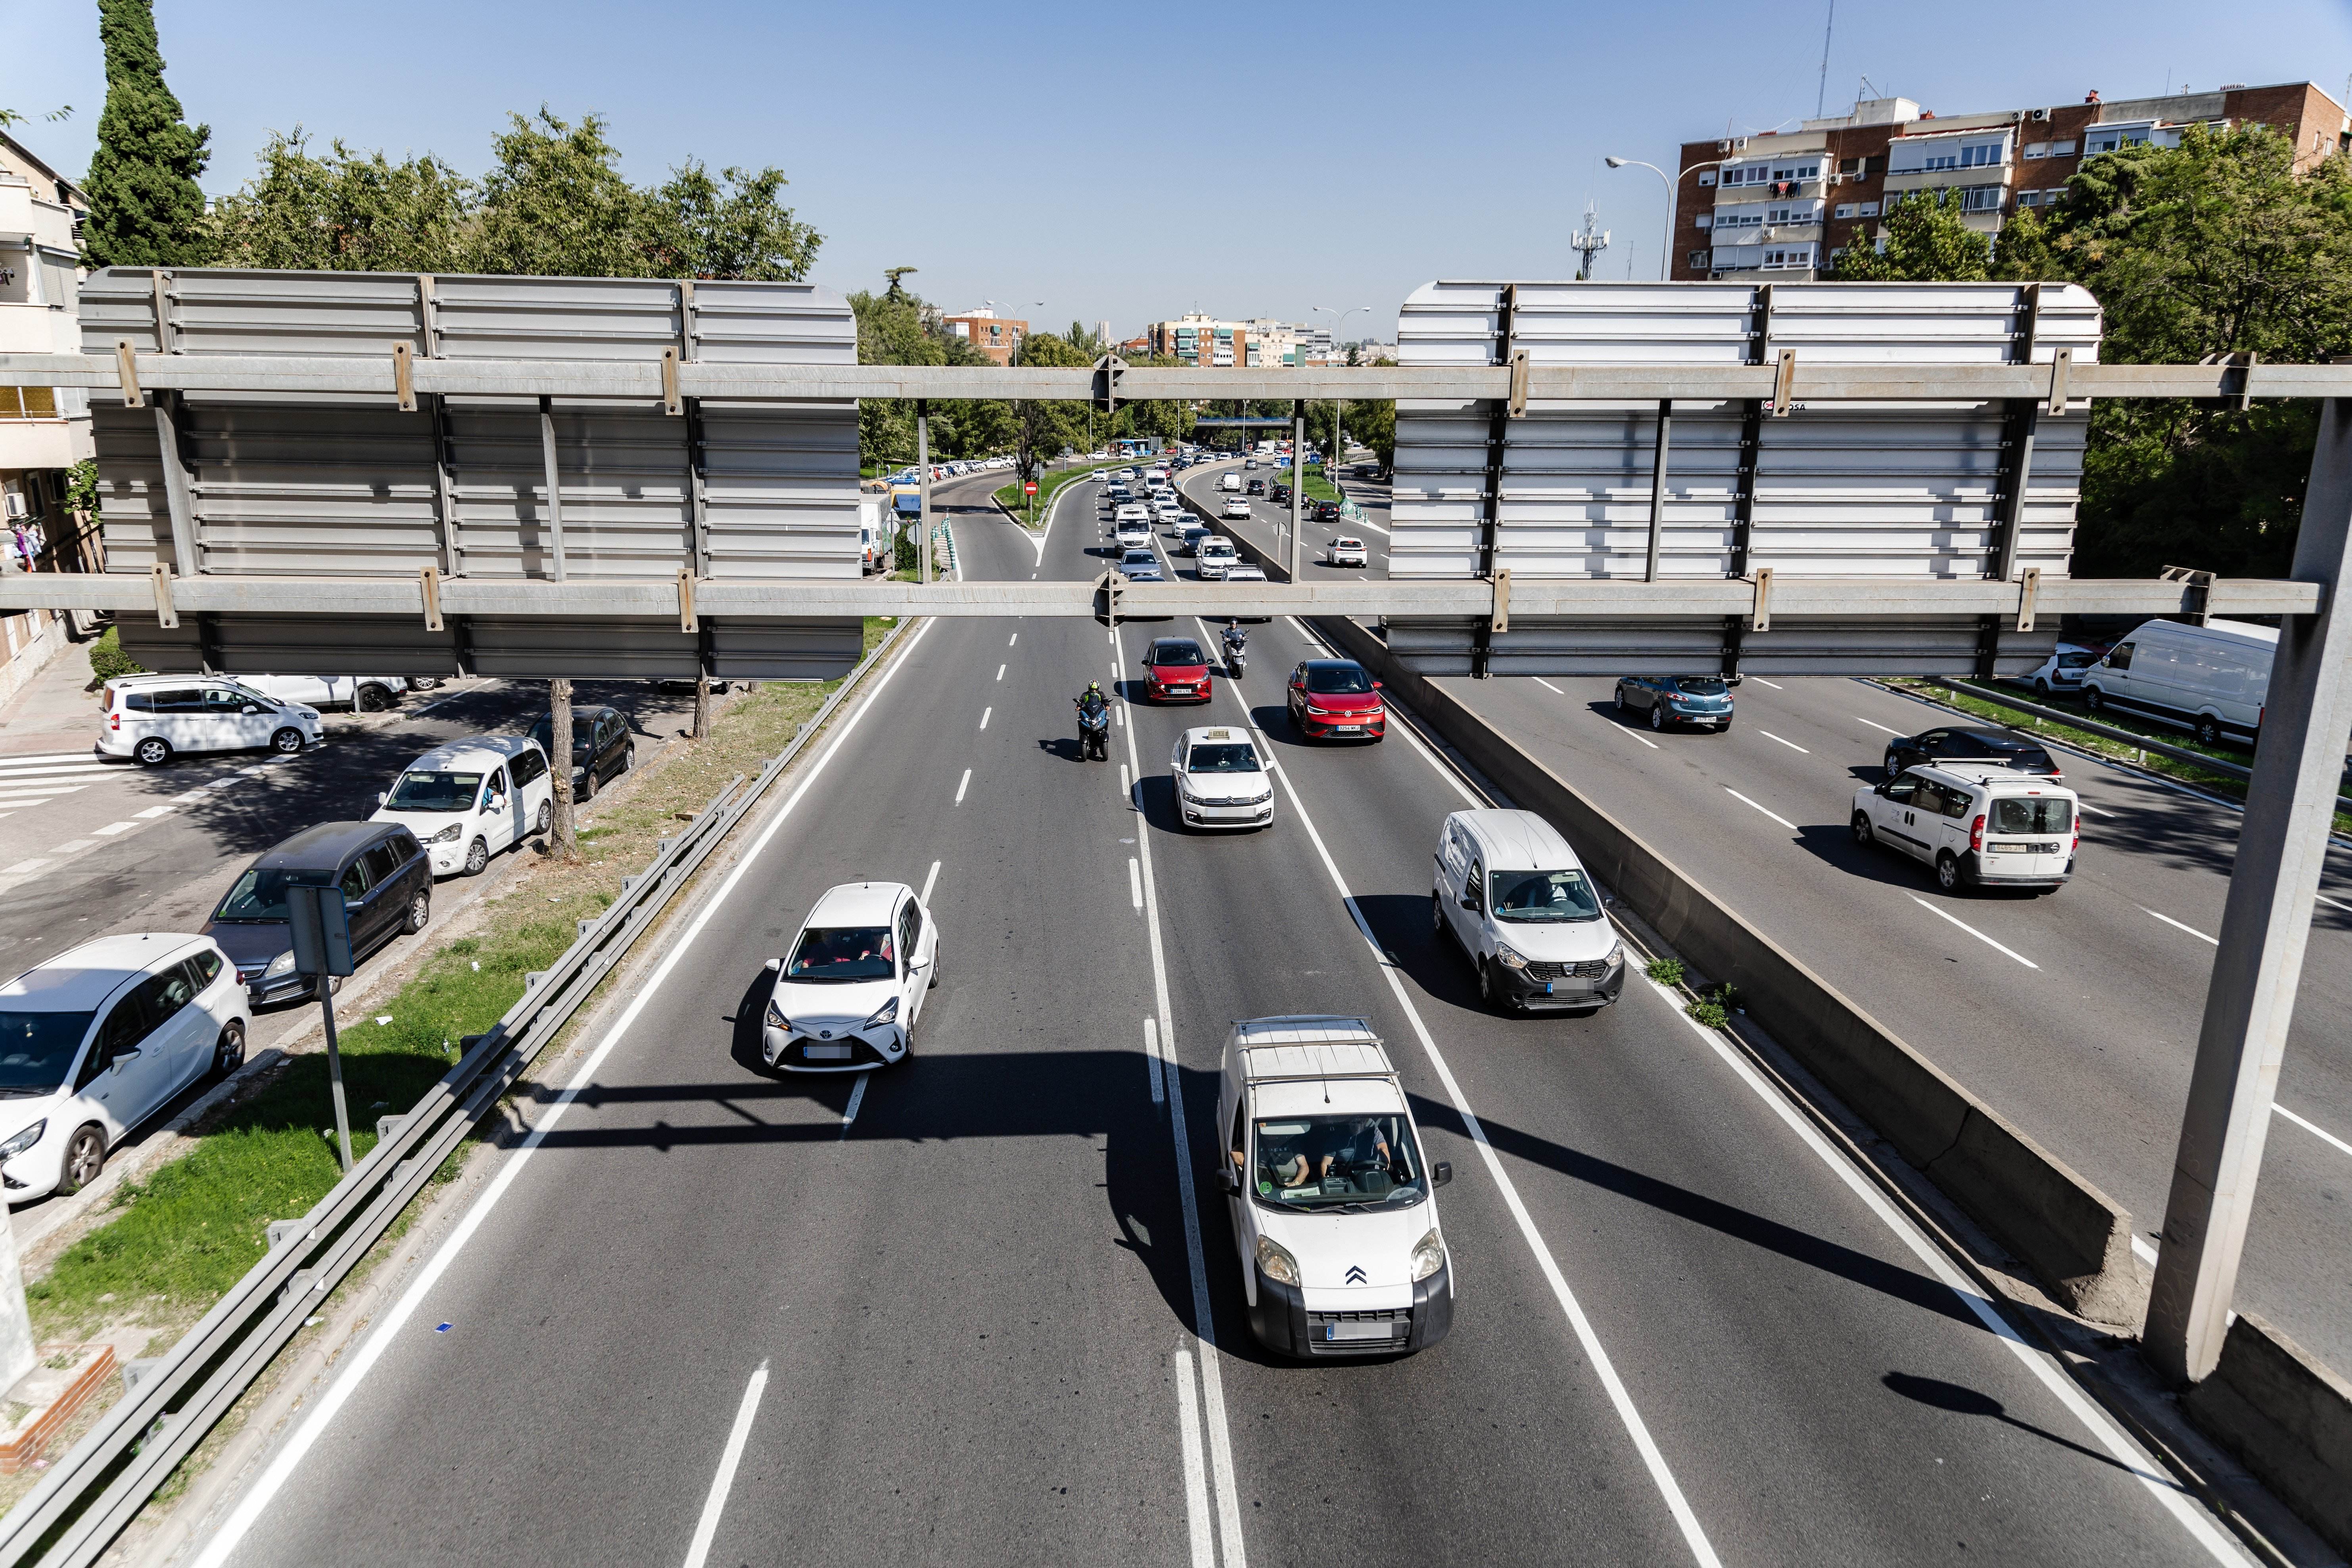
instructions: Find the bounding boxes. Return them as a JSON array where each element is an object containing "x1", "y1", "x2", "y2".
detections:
[{"x1": 88, "y1": 625, "x2": 143, "y2": 682}]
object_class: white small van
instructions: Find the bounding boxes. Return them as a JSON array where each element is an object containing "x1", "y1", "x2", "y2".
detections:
[
  {"x1": 1217, "y1": 1017, "x2": 1454, "y2": 1358},
  {"x1": 1219, "y1": 471, "x2": 1242, "y2": 492},
  {"x1": 1433, "y1": 810, "x2": 1626, "y2": 1013},
  {"x1": 371, "y1": 736, "x2": 554, "y2": 877},
  {"x1": 2080, "y1": 618, "x2": 2274, "y2": 747},
  {"x1": 1851, "y1": 762, "x2": 2078, "y2": 893},
  {"x1": 96, "y1": 674, "x2": 326, "y2": 767}
]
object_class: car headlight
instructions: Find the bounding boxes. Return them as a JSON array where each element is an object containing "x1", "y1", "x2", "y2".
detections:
[
  {"x1": 0, "y1": 1121, "x2": 46, "y2": 1162},
  {"x1": 263, "y1": 950, "x2": 297, "y2": 979},
  {"x1": 863, "y1": 996, "x2": 900, "y2": 1029},
  {"x1": 1255, "y1": 1235, "x2": 1301, "y2": 1286},
  {"x1": 424, "y1": 823, "x2": 463, "y2": 844},
  {"x1": 1411, "y1": 1228, "x2": 1446, "y2": 1282},
  {"x1": 765, "y1": 996, "x2": 792, "y2": 1031},
  {"x1": 1494, "y1": 943, "x2": 1529, "y2": 971},
  {"x1": 1605, "y1": 941, "x2": 1625, "y2": 967}
]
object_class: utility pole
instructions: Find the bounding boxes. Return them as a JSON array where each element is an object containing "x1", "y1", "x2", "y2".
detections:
[{"x1": 1572, "y1": 200, "x2": 1611, "y2": 281}]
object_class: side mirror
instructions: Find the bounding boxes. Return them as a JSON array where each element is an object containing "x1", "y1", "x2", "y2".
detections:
[
  {"x1": 242, "y1": 704, "x2": 262, "y2": 715},
  {"x1": 1434, "y1": 1161, "x2": 1453, "y2": 1187},
  {"x1": 1218, "y1": 1165, "x2": 1239, "y2": 1193},
  {"x1": 1372, "y1": 680, "x2": 1384, "y2": 691},
  {"x1": 376, "y1": 791, "x2": 388, "y2": 806},
  {"x1": 1458, "y1": 896, "x2": 1480, "y2": 912},
  {"x1": 762, "y1": 957, "x2": 781, "y2": 973},
  {"x1": 1873, "y1": 782, "x2": 1888, "y2": 796}
]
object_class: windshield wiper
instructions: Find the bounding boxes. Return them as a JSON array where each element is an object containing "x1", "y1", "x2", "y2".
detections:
[{"x1": 0, "y1": 1085, "x2": 55, "y2": 1099}]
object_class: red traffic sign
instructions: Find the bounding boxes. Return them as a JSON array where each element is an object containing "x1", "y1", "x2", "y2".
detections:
[{"x1": 1024, "y1": 482, "x2": 1038, "y2": 494}]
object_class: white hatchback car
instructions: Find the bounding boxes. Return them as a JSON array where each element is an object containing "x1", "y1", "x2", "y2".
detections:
[
  {"x1": 239, "y1": 674, "x2": 411, "y2": 712},
  {"x1": 1327, "y1": 537, "x2": 1370, "y2": 568},
  {"x1": 0, "y1": 933, "x2": 250, "y2": 1204},
  {"x1": 762, "y1": 882, "x2": 940, "y2": 1071},
  {"x1": 1221, "y1": 496, "x2": 1253, "y2": 520},
  {"x1": 96, "y1": 674, "x2": 326, "y2": 767},
  {"x1": 1172, "y1": 726, "x2": 1275, "y2": 831},
  {"x1": 1196, "y1": 538, "x2": 1240, "y2": 580},
  {"x1": 372, "y1": 735, "x2": 555, "y2": 877}
]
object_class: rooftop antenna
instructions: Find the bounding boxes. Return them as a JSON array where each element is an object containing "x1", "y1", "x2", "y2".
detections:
[
  {"x1": 1571, "y1": 199, "x2": 1610, "y2": 282},
  {"x1": 1815, "y1": 0, "x2": 1836, "y2": 119}
]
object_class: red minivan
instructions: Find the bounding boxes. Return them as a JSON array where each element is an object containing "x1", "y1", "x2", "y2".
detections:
[
  {"x1": 1287, "y1": 660, "x2": 1385, "y2": 741},
  {"x1": 1142, "y1": 637, "x2": 1213, "y2": 704}
]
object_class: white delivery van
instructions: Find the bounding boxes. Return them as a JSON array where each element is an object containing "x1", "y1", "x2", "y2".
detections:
[
  {"x1": 1433, "y1": 810, "x2": 1626, "y2": 1012},
  {"x1": 1851, "y1": 762, "x2": 2078, "y2": 894},
  {"x1": 1216, "y1": 1017, "x2": 1454, "y2": 1358},
  {"x1": 2080, "y1": 618, "x2": 2275, "y2": 747},
  {"x1": 1219, "y1": 471, "x2": 1242, "y2": 492}
]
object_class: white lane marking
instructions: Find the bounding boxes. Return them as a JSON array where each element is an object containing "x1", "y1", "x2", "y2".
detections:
[
  {"x1": 1748, "y1": 676, "x2": 1786, "y2": 689},
  {"x1": 2077, "y1": 800, "x2": 2117, "y2": 817},
  {"x1": 2133, "y1": 1234, "x2": 2160, "y2": 1267},
  {"x1": 1119, "y1": 762, "x2": 1131, "y2": 797},
  {"x1": 2317, "y1": 891, "x2": 2352, "y2": 914},
  {"x1": 1615, "y1": 724, "x2": 1661, "y2": 750},
  {"x1": 1283, "y1": 616, "x2": 1333, "y2": 654},
  {"x1": 133, "y1": 804, "x2": 175, "y2": 820},
  {"x1": 919, "y1": 860, "x2": 941, "y2": 907},
  {"x1": 0, "y1": 751, "x2": 106, "y2": 765},
  {"x1": 1910, "y1": 896, "x2": 2041, "y2": 969},
  {"x1": 1249, "y1": 718, "x2": 1723, "y2": 1568},
  {"x1": 1386, "y1": 714, "x2": 1485, "y2": 810},
  {"x1": 1172, "y1": 1347, "x2": 1216, "y2": 1568},
  {"x1": 1, "y1": 858, "x2": 50, "y2": 875},
  {"x1": 0, "y1": 764, "x2": 119, "y2": 779},
  {"x1": 1652, "y1": 980, "x2": 2245, "y2": 1562},
  {"x1": 979, "y1": 706, "x2": 992, "y2": 730},
  {"x1": 0, "y1": 790, "x2": 78, "y2": 804},
  {"x1": 1009, "y1": 633, "x2": 1018, "y2": 646},
  {"x1": 1755, "y1": 730, "x2": 1809, "y2": 754},
  {"x1": 92, "y1": 821, "x2": 138, "y2": 837},
  {"x1": 1115, "y1": 628, "x2": 1247, "y2": 1568},
  {"x1": 840, "y1": 1071, "x2": 869, "y2": 1136},
  {"x1": 2142, "y1": 907, "x2": 2218, "y2": 946},
  {"x1": 1854, "y1": 716, "x2": 1905, "y2": 736},
  {"x1": 2275, "y1": 1101, "x2": 2352, "y2": 1160},
  {"x1": 1130, "y1": 857, "x2": 1144, "y2": 910},
  {"x1": 192, "y1": 618, "x2": 938, "y2": 1568},
  {"x1": 52, "y1": 840, "x2": 94, "y2": 854},
  {"x1": 1145, "y1": 1016, "x2": 1166, "y2": 1105},
  {"x1": 996, "y1": 664, "x2": 1006, "y2": 681},
  {"x1": 1725, "y1": 788, "x2": 1798, "y2": 831},
  {"x1": 681, "y1": 1360, "x2": 770, "y2": 1568},
  {"x1": 955, "y1": 768, "x2": 971, "y2": 804},
  {"x1": 1533, "y1": 677, "x2": 1565, "y2": 695},
  {"x1": 205, "y1": 777, "x2": 238, "y2": 790}
]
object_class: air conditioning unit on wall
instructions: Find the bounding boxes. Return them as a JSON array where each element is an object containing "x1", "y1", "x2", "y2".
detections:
[{"x1": 2029, "y1": 107, "x2": 2050, "y2": 121}]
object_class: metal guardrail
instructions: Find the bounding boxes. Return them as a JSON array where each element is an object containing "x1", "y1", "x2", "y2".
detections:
[{"x1": 0, "y1": 618, "x2": 912, "y2": 1567}]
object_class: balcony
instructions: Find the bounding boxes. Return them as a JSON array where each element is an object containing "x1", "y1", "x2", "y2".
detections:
[
  {"x1": 1882, "y1": 164, "x2": 2012, "y2": 196},
  {"x1": 0, "y1": 302, "x2": 75, "y2": 355},
  {"x1": 0, "y1": 180, "x2": 78, "y2": 251}
]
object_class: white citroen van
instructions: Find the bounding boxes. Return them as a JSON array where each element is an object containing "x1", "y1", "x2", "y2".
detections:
[
  {"x1": 1433, "y1": 810, "x2": 1626, "y2": 1013},
  {"x1": 2080, "y1": 618, "x2": 2274, "y2": 747},
  {"x1": 371, "y1": 736, "x2": 554, "y2": 877},
  {"x1": 1216, "y1": 1017, "x2": 1454, "y2": 1358},
  {"x1": 1851, "y1": 762, "x2": 2079, "y2": 893}
]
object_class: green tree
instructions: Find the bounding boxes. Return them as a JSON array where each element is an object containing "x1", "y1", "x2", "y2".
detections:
[
  {"x1": 1007, "y1": 331, "x2": 1092, "y2": 483},
  {"x1": 1824, "y1": 188, "x2": 1988, "y2": 282},
  {"x1": 846, "y1": 279, "x2": 1003, "y2": 472},
  {"x1": 469, "y1": 109, "x2": 648, "y2": 277},
  {"x1": 205, "y1": 130, "x2": 474, "y2": 272},
  {"x1": 641, "y1": 160, "x2": 822, "y2": 281},
  {"x1": 82, "y1": 0, "x2": 210, "y2": 268}
]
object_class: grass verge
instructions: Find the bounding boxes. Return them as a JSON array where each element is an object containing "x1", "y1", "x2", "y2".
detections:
[{"x1": 993, "y1": 462, "x2": 1095, "y2": 526}]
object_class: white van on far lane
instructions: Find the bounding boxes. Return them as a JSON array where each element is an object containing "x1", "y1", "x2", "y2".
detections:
[{"x1": 2080, "y1": 618, "x2": 2274, "y2": 747}]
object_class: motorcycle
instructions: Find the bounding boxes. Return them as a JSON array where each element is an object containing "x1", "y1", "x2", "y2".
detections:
[
  {"x1": 1222, "y1": 625, "x2": 1248, "y2": 678},
  {"x1": 1076, "y1": 698, "x2": 1111, "y2": 761}
]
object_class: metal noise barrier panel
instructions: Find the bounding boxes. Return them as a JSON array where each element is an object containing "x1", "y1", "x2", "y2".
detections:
[
  {"x1": 81, "y1": 268, "x2": 865, "y2": 680},
  {"x1": 1389, "y1": 279, "x2": 2100, "y2": 676},
  {"x1": 0, "y1": 620, "x2": 910, "y2": 1568}
]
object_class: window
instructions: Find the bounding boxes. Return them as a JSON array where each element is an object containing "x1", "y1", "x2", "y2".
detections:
[
  {"x1": 2106, "y1": 641, "x2": 2134, "y2": 671},
  {"x1": 136, "y1": 966, "x2": 196, "y2": 1027},
  {"x1": 1688, "y1": 249, "x2": 1711, "y2": 269},
  {"x1": 1992, "y1": 797, "x2": 2073, "y2": 835},
  {"x1": 1961, "y1": 186, "x2": 2004, "y2": 212},
  {"x1": 1761, "y1": 245, "x2": 1814, "y2": 269},
  {"x1": 1769, "y1": 163, "x2": 1820, "y2": 181},
  {"x1": 1923, "y1": 152, "x2": 1959, "y2": 170},
  {"x1": 511, "y1": 747, "x2": 547, "y2": 786},
  {"x1": 338, "y1": 856, "x2": 375, "y2": 902},
  {"x1": 185, "y1": 950, "x2": 225, "y2": 988},
  {"x1": 150, "y1": 688, "x2": 204, "y2": 712},
  {"x1": 1834, "y1": 202, "x2": 1857, "y2": 218},
  {"x1": 1859, "y1": 200, "x2": 1880, "y2": 217},
  {"x1": 1882, "y1": 775, "x2": 1918, "y2": 804},
  {"x1": 2023, "y1": 141, "x2": 2051, "y2": 159},
  {"x1": 94, "y1": 992, "x2": 153, "y2": 1069},
  {"x1": 1692, "y1": 212, "x2": 1711, "y2": 229},
  {"x1": 2085, "y1": 132, "x2": 2123, "y2": 154},
  {"x1": 1911, "y1": 780, "x2": 1949, "y2": 816},
  {"x1": 896, "y1": 901, "x2": 921, "y2": 973},
  {"x1": 1958, "y1": 142, "x2": 2003, "y2": 168},
  {"x1": 1488, "y1": 869, "x2": 1603, "y2": 923},
  {"x1": 1838, "y1": 156, "x2": 1864, "y2": 175},
  {"x1": 786, "y1": 926, "x2": 894, "y2": 981},
  {"x1": 2051, "y1": 139, "x2": 2076, "y2": 156},
  {"x1": 1696, "y1": 170, "x2": 1717, "y2": 186}
]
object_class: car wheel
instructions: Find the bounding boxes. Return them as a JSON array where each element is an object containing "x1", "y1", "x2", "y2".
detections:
[
  {"x1": 462, "y1": 837, "x2": 490, "y2": 877},
  {"x1": 1936, "y1": 852, "x2": 1966, "y2": 893},
  {"x1": 2084, "y1": 687, "x2": 2106, "y2": 714},
  {"x1": 403, "y1": 888, "x2": 430, "y2": 935},
  {"x1": 1431, "y1": 891, "x2": 1447, "y2": 941},
  {"x1": 1479, "y1": 958, "x2": 1512, "y2": 1013},
  {"x1": 1884, "y1": 751, "x2": 1901, "y2": 779},
  {"x1": 58, "y1": 1124, "x2": 106, "y2": 1195},
  {"x1": 271, "y1": 727, "x2": 305, "y2": 754},
  {"x1": 534, "y1": 800, "x2": 553, "y2": 836},
  {"x1": 2032, "y1": 679, "x2": 2050, "y2": 699},
  {"x1": 1648, "y1": 702, "x2": 1665, "y2": 731},
  {"x1": 624, "y1": 741, "x2": 636, "y2": 772},
  {"x1": 2195, "y1": 716, "x2": 2222, "y2": 747},
  {"x1": 1615, "y1": 685, "x2": 1627, "y2": 711},
  {"x1": 928, "y1": 948, "x2": 941, "y2": 990},
  {"x1": 357, "y1": 684, "x2": 392, "y2": 712},
  {"x1": 578, "y1": 767, "x2": 597, "y2": 804},
  {"x1": 134, "y1": 736, "x2": 173, "y2": 766},
  {"x1": 211, "y1": 1019, "x2": 246, "y2": 1080},
  {"x1": 1851, "y1": 810, "x2": 1874, "y2": 846}
]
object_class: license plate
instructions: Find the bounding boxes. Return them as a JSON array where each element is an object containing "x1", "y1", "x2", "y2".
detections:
[
  {"x1": 1324, "y1": 1320, "x2": 1398, "y2": 1342},
  {"x1": 1335, "y1": 724, "x2": 1362, "y2": 732},
  {"x1": 804, "y1": 1043, "x2": 852, "y2": 1060}
]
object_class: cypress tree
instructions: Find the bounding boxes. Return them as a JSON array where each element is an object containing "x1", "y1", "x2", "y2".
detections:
[{"x1": 82, "y1": 0, "x2": 211, "y2": 268}]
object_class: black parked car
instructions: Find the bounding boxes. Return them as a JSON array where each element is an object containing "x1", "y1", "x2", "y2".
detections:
[
  {"x1": 1881, "y1": 726, "x2": 2062, "y2": 781},
  {"x1": 203, "y1": 822, "x2": 432, "y2": 1006},
  {"x1": 528, "y1": 705, "x2": 636, "y2": 802}
]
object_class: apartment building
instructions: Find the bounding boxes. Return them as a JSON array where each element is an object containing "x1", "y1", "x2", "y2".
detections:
[
  {"x1": 0, "y1": 131, "x2": 95, "y2": 703},
  {"x1": 1673, "y1": 80, "x2": 2350, "y2": 281},
  {"x1": 942, "y1": 307, "x2": 1028, "y2": 365},
  {"x1": 1142, "y1": 314, "x2": 1331, "y2": 368}
]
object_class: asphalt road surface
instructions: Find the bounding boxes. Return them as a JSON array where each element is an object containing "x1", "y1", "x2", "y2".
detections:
[
  {"x1": 205, "y1": 484, "x2": 2256, "y2": 1568},
  {"x1": 1173, "y1": 454, "x2": 1391, "y2": 582},
  {"x1": 1444, "y1": 670, "x2": 2352, "y2": 1375}
]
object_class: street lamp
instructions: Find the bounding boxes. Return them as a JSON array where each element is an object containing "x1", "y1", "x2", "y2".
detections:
[
  {"x1": 1311, "y1": 304, "x2": 1372, "y2": 479},
  {"x1": 1605, "y1": 155, "x2": 1723, "y2": 281}
]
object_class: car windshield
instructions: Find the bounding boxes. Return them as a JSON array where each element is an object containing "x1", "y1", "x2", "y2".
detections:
[
  {"x1": 1253, "y1": 1113, "x2": 1425, "y2": 1211},
  {"x1": 1669, "y1": 677, "x2": 1729, "y2": 696},
  {"x1": 213, "y1": 866, "x2": 324, "y2": 921},
  {"x1": 526, "y1": 716, "x2": 594, "y2": 765},
  {"x1": 1151, "y1": 642, "x2": 1207, "y2": 666},
  {"x1": 1991, "y1": 797, "x2": 2073, "y2": 834},
  {"x1": 1188, "y1": 743, "x2": 1261, "y2": 773},
  {"x1": 1122, "y1": 551, "x2": 1157, "y2": 567},
  {"x1": 1305, "y1": 665, "x2": 1374, "y2": 695},
  {"x1": 786, "y1": 926, "x2": 895, "y2": 982},
  {"x1": 1489, "y1": 868, "x2": 1604, "y2": 922},
  {"x1": 0, "y1": 1010, "x2": 93, "y2": 1096},
  {"x1": 385, "y1": 770, "x2": 483, "y2": 812}
]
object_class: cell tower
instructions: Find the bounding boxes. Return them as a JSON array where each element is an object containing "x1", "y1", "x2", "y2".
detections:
[{"x1": 1571, "y1": 201, "x2": 1611, "y2": 282}]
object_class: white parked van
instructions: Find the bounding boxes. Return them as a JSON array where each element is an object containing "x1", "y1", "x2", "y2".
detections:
[
  {"x1": 1851, "y1": 762, "x2": 2078, "y2": 893},
  {"x1": 95, "y1": 674, "x2": 326, "y2": 767},
  {"x1": 371, "y1": 736, "x2": 555, "y2": 877},
  {"x1": 1433, "y1": 810, "x2": 1626, "y2": 1012},
  {"x1": 1216, "y1": 1017, "x2": 1454, "y2": 1358},
  {"x1": 2080, "y1": 618, "x2": 2274, "y2": 747}
]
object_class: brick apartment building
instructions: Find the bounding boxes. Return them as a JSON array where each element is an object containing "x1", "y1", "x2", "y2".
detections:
[
  {"x1": 1672, "y1": 80, "x2": 2350, "y2": 282},
  {"x1": 942, "y1": 307, "x2": 1027, "y2": 365}
]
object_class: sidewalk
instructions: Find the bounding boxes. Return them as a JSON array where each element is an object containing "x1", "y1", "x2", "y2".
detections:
[{"x1": 0, "y1": 626, "x2": 98, "y2": 759}]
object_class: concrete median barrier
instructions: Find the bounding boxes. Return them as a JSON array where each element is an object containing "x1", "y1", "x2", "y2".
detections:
[
  {"x1": 2185, "y1": 1312, "x2": 2352, "y2": 1555},
  {"x1": 1312, "y1": 613, "x2": 2141, "y2": 1322}
]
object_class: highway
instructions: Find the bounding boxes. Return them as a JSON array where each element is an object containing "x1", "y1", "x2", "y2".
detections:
[
  {"x1": 207, "y1": 466, "x2": 2255, "y2": 1568},
  {"x1": 1441, "y1": 671, "x2": 2352, "y2": 1375},
  {"x1": 1172, "y1": 453, "x2": 1391, "y2": 583}
]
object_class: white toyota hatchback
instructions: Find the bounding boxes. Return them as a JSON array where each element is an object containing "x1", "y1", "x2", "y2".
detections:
[
  {"x1": 762, "y1": 882, "x2": 940, "y2": 1071},
  {"x1": 0, "y1": 933, "x2": 250, "y2": 1203}
]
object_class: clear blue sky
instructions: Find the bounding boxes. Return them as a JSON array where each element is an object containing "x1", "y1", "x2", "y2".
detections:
[{"x1": 8, "y1": 0, "x2": 2348, "y2": 340}]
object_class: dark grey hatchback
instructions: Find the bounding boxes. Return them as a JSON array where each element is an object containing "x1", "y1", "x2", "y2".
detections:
[
  {"x1": 202, "y1": 822, "x2": 431, "y2": 1006},
  {"x1": 1614, "y1": 675, "x2": 1735, "y2": 732}
]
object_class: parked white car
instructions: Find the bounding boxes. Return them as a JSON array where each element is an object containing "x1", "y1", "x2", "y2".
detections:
[
  {"x1": 1216, "y1": 1016, "x2": 1454, "y2": 1358},
  {"x1": 0, "y1": 933, "x2": 250, "y2": 1204},
  {"x1": 239, "y1": 674, "x2": 410, "y2": 712},
  {"x1": 761, "y1": 881, "x2": 940, "y2": 1071},
  {"x1": 1195, "y1": 538, "x2": 1240, "y2": 580},
  {"x1": 96, "y1": 673, "x2": 326, "y2": 767},
  {"x1": 1433, "y1": 809, "x2": 1626, "y2": 1013},
  {"x1": 2081, "y1": 617, "x2": 2274, "y2": 747},
  {"x1": 372, "y1": 736, "x2": 555, "y2": 878},
  {"x1": 1172, "y1": 726, "x2": 1275, "y2": 831},
  {"x1": 1327, "y1": 537, "x2": 1370, "y2": 568},
  {"x1": 2023, "y1": 643, "x2": 2099, "y2": 699},
  {"x1": 1852, "y1": 762, "x2": 2079, "y2": 894}
]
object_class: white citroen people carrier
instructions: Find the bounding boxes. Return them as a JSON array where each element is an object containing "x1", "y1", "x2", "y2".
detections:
[
  {"x1": 1216, "y1": 1017, "x2": 1454, "y2": 1358},
  {"x1": 1433, "y1": 810, "x2": 1626, "y2": 1013},
  {"x1": 1852, "y1": 762, "x2": 2079, "y2": 893}
]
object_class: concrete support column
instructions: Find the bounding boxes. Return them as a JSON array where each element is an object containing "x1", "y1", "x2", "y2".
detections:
[
  {"x1": 917, "y1": 400, "x2": 931, "y2": 587},
  {"x1": 1291, "y1": 401, "x2": 1305, "y2": 581},
  {"x1": 2147, "y1": 398, "x2": 2352, "y2": 1384}
]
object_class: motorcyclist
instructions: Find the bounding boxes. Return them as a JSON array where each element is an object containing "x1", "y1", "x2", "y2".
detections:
[
  {"x1": 1221, "y1": 620, "x2": 1247, "y2": 654},
  {"x1": 1074, "y1": 681, "x2": 1110, "y2": 758}
]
